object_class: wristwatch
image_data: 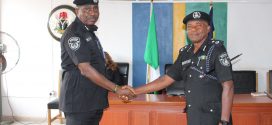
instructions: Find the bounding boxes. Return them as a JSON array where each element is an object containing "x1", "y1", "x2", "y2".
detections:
[{"x1": 220, "y1": 120, "x2": 229, "y2": 125}]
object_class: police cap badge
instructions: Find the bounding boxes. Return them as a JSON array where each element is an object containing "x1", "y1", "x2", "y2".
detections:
[
  {"x1": 183, "y1": 11, "x2": 210, "y2": 25},
  {"x1": 73, "y1": 0, "x2": 99, "y2": 6}
]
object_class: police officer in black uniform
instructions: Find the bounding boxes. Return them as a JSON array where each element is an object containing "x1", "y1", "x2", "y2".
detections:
[
  {"x1": 59, "y1": 0, "x2": 135, "y2": 125},
  {"x1": 126, "y1": 11, "x2": 234, "y2": 125}
]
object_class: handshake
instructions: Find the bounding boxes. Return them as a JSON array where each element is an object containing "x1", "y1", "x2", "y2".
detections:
[{"x1": 114, "y1": 85, "x2": 137, "y2": 103}]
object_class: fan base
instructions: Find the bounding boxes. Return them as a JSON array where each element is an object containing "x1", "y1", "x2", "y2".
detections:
[{"x1": 0, "y1": 120, "x2": 14, "y2": 125}]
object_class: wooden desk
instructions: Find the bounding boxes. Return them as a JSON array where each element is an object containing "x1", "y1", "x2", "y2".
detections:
[
  {"x1": 232, "y1": 94, "x2": 272, "y2": 125},
  {"x1": 100, "y1": 93, "x2": 272, "y2": 125}
]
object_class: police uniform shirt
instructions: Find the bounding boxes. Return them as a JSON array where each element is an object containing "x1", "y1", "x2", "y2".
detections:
[
  {"x1": 167, "y1": 39, "x2": 233, "y2": 125},
  {"x1": 60, "y1": 17, "x2": 108, "y2": 113}
]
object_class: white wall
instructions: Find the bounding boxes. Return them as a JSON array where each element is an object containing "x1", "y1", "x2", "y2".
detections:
[
  {"x1": 1, "y1": 0, "x2": 55, "y2": 118},
  {"x1": 0, "y1": 0, "x2": 272, "y2": 119},
  {"x1": 97, "y1": 1, "x2": 132, "y2": 83},
  {"x1": 0, "y1": 0, "x2": 132, "y2": 119},
  {"x1": 227, "y1": 2, "x2": 272, "y2": 92}
]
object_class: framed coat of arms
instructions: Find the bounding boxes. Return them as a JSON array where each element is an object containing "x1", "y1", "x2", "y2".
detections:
[{"x1": 47, "y1": 5, "x2": 76, "y2": 41}]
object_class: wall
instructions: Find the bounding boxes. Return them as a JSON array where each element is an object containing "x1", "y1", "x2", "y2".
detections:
[
  {"x1": 227, "y1": 2, "x2": 272, "y2": 91},
  {"x1": 0, "y1": 0, "x2": 132, "y2": 119},
  {"x1": 0, "y1": 0, "x2": 272, "y2": 119},
  {"x1": 1, "y1": 0, "x2": 55, "y2": 118}
]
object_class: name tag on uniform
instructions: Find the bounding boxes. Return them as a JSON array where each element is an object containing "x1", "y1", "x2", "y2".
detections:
[
  {"x1": 182, "y1": 59, "x2": 191, "y2": 66},
  {"x1": 86, "y1": 36, "x2": 92, "y2": 42},
  {"x1": 84, "y1": 33, "x2": 92, "y2": 42}
]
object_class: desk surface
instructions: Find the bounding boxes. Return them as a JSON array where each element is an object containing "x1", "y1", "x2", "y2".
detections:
[
  {"x1": 103, "y1": 93, "x2": 272, "y2": 125},
  {"x1": 108, "y1": 93, "x2": 272, "y2": 106},
  {"x1": 233, "y1": 94, "x2": 272, "y2": 106},
  {"x1": 108, "y1": 93, "x2": 185, "y2": 105}
]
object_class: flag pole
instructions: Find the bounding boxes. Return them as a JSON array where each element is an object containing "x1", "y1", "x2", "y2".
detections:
[
  {"x1": 145, "y1": 0, "x2": 160, "y2": 94},
  {"x1": 149, "y1": 0, "x2": 153, "y2": 22},
  {"x1": 209, "y1": 0, "x2": 215, "y2": 39},
  {"x1": 146, "y1": 0, "x2": 153, "y2": 84},
  {"x1": 146, "y1": 0, "x2": 152, "y2": 98}
]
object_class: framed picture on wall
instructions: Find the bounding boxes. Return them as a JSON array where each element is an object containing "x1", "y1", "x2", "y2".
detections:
[{"x1": 47, "y1": 5, "x2": 76, "y2": 41}]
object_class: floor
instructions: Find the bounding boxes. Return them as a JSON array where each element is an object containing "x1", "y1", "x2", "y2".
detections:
[{"x1": 6, "y1": 120, "x2": 65, "y2": 125}]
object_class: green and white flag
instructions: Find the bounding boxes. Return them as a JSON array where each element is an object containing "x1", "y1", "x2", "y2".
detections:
[{"x1": 144, "y1": 4, "x2": 160, "y2": 85}]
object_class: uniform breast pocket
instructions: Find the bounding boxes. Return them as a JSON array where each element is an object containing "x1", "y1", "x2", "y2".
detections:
[
  {"x1": 89, "y1": 51, "x2": 100, "y2": 64},
  {"x1": 89, "y1": 42, "x2": 100, "y2": 64}
]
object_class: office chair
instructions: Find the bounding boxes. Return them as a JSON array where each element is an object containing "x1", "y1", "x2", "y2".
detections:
[
  {"x1": 164, "y1": 64, "x2": 185, "y2": 96},
  {"x1": 116, "y1": 62, "x2": 129, "y2": 85},
  {"x1": 267, "y1": 70, "x2": 272, "y2": 93},
  {"x1": 47, "y1": 71, "x2": 64, "y2": 125},
  {"x1": 233, "y1": 70, "x2": 257, "y2": 94}
]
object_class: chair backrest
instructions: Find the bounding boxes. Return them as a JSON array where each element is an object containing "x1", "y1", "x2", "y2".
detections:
[
  {"x1": 267, "y1": 70, "x2": 272, "y2": 93},
  {"x1": 58, "y1": 70, "x2": 64, "y2": 97},
  {"x1": 165, "y1": 64, "x2": 185, "y2": 96},
  {"x1": 117, "y1": 62, "x2": 129, "y2": 86},
  {"x1": 233, "y1": 70, "x2": 257, "y2": 94}
]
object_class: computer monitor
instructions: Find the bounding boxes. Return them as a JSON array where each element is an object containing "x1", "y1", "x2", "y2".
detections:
[
  {"x1": 233, "y1": 70, "x2": 257, "y2": 94},
  {"x1": 268, "y1": 70, "x2": 272, "y2": 93}
]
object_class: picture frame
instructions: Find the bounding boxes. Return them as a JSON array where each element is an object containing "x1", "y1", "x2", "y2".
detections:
[{"x1": 47, "y1": 5, "x2": 76, "y2": 41}]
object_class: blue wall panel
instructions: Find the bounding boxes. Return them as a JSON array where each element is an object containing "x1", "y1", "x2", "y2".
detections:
[
  {"x1": 132, "y1": 3, "x2": 150, "y2": 87},
  {"x1": 132, "y1": 3, "x2": 173, "y2": 87}
]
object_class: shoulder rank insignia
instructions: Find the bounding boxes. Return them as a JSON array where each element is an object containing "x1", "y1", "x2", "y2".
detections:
[{"x1": 180, "y1": 45, "x2": 188, "y2": 52}]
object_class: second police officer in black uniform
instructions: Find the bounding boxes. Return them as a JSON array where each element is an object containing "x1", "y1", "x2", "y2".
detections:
[
  {"x1": 126, "y1": 11, "x2": 234, "y2": 125},
  {"x1": 59, "y1": 0, "x2": 135, "y2": 125}
]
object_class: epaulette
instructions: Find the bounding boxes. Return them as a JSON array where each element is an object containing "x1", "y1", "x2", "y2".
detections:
[
  {"x1": 179, "y1": 44, "x2": 191, "y2": 52},
  {"x1": 211, "y1": 39, "x2": 224, "y2": 46}
]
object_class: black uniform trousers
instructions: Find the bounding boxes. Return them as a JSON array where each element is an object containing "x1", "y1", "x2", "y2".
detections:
[{"x1": 64, "y1": 110, "x2": 104, "y2": 125}]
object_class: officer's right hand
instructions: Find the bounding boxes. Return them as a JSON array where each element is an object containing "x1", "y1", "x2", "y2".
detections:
[{"x1": 117, "y1": 85, "x2": 136, "y2": 102}]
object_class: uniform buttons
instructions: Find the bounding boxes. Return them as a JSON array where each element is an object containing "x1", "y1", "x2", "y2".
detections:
[
  {"x1": 200, "y1": 67, "x2": 203, "y2": 69},
  {"x1": 199, "y1": 75, "x2": 204, "y2": 78},
  {"x1": 188, "y1": 90, "x2": 191, "y2": 93},
  {"x1": 191, "y1": 62, "x2": 194, "y2": 64},
  {"x1": 189, "y1": 74, "x2": 192, "y2": 78},
  {"x1": 188, "y1": 104, "x2": 191, "y2": 108},
  {"x1": 210, "y1": 109, "x2": 214, "y2": 112}
]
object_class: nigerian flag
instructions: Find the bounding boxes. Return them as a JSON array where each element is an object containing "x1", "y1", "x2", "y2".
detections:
[{"x1": 144, "y1": 5, "x2": 160, "y2": 88}]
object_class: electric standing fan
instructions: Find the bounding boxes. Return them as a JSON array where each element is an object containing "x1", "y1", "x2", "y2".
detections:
[
  {"x1": 0, "y1": 31, "x2": 20, "y2": 125},
  {"x1": 0, "y1": 31, "x2": 20, "y2": 74}
]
